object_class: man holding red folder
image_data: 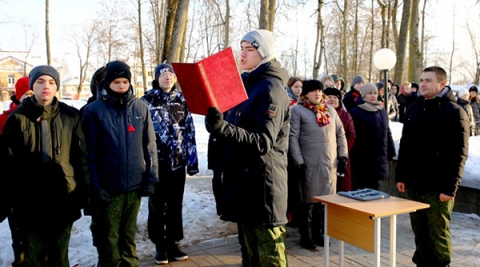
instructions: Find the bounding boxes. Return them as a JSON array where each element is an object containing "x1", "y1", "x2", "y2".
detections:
[{"x1": 205, "y1": 29, "x2": 290, "y2": 267}]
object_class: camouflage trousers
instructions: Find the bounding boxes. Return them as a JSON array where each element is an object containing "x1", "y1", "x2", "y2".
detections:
[
  {"x1": 94, "y1": 191, "x2": 141, "y2": 267},
  {"x1": 406, "y1": 190, "x2": 454, "y2": 267},
  {"x1": 239, "y1": 223, "x2": 288, "y2": 267},
  {"x1": 20, "y1": 222, "x2": 72, "y2": 267}
]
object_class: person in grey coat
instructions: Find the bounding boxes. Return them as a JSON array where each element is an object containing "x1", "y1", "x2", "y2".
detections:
[{"x1": 289, "y1": 79, "x2": 348, "y2": 249}]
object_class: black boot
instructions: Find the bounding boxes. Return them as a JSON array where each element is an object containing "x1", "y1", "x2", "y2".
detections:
[{"x1": 299, "y1": 225, "x2": 316, "y2": 249}]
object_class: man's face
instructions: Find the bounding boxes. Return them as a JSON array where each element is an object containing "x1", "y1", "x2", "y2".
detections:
[
  {"x1": 158, "y1": 71, "x2": 176, "y2": 92},
  {"x1": 240, "y1": 41, "x2": 262, "y2": 71},
  {"x1": 109, "y1": 78, "x2": 130, "y2": 94},
  {"x1": 32, "y1": 75, "x2": 56, "y2": 104},
  {"x1": 419, "y1": 71, "x2": 446, "y2": 99}
]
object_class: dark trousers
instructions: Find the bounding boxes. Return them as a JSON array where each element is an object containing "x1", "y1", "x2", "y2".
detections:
[
  {"x1": 212, "y1": 170, "x2": 223, "y2": 216},
  {"x1": 298, "y1": 203, "x2": 324, "y2": 241},
  {"x1": 407, "y1": 190, "x2": 453, "y2": 267},
  {"x1": 95, "y1": 191, "x2": 141, "y2": 267},
  {"x1": 8, "y1": 212, "x2": 24, "y2": 266},
  {"x1": 148, "y1": 166, "x2": 186, "y2": 250},
  {"x1": 20, "y1": 222, "x2": 72, "y2": 267}
]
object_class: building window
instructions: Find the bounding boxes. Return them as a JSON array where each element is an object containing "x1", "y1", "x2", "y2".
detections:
[
  {"x1": 147, "y1": 71, "x2": 152, "y2": 77},
  {"x1": 8, "y1": 75, "x2": 15, "y2": 87}
]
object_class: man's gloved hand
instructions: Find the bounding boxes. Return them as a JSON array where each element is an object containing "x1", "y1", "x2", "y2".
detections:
[
  {"x1": 337, "y1": 157, "x2": 347, "y2": 177},
  {"x1": 297, "y1": 163, "x2": 306, "y2": 178},
  {"x1": 95, "y1": 188, "x2": 111, "y2": 203},
  {"x1": 140, "y1": 184, "x2": 155, "y2": 197},
  {"x1": 205, "y1": 107, "x2": 224, "y2": 134}
]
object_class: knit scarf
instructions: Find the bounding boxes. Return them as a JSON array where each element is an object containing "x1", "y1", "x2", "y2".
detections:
[{"x1": 303, "y1": 100, "x2": 330, "y2": 127}]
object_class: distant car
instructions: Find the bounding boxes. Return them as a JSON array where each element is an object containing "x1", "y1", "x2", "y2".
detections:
[{"x1": 1, "y1": 99, "x2": 87, "y2": 111}]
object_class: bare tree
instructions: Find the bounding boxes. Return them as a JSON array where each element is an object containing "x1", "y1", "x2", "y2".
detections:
[
  {"x1": 420, "y1": 0, "x2": 427, "y2": 71},
  {"x1": 150, "y1": 0, "x2": 166, "y2": 64},
  {"x1": 312, "y1": 0, "x2": 324, "y2": 79},
  {"x1": 448, "y1": 3, "x2": 456, "y2": 84},
  {"x1": 259, "y1": 0, "x2": 276, "y2": 31},
  {"x1": 45, "y1": 0, "x2": 51, "y2": 65},
  {"x1": 69, "y1": 21, "x2": 96, "y2": 98},
  {"x1": 137, "y1": 0, "x2": 148, "y2": 95},
  {"x1": 466, "y1": 19, "x2": 480, "y2": 84},
  {"x1": 335, "y1": 0, "x2": 348, "y2": 86},
  {"x1": 393, "y1": 0, "x2": 411, "y2": 85},
  {"x1": 391, "y1": 0, "x2": 399, "y2": 50},
  {"x1": 408, "y1": 0, "x2": 421, "y2": 82},
  {"x1": 166, "y1": 0, "x2": 189, "y2": 62},
  {"x1": 377, "y1": 0, "x2": 386, "y2": 47}
]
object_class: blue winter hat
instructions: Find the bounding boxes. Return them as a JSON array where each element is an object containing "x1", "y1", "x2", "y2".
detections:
[
  {"x1": 154, "y1": 63, "x2": 175, "y2": 80},
  {"x1": 29, "y1": 65, "x2": 60, "y2": 90}
]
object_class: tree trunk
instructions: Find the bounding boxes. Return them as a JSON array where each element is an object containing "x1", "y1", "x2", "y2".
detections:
[
  {"x1": 45, "y1": 0, "x2": 51, "y2": 65},
  {"x1": 408, "y1": 0, "x2": 421, "y2": 82},
  {"x1": 342, "y1": 0, "x2": 348, "y2": 87},
  {"x1": 448, "y1": 3, "x2": 456, "y2": 84},
  {"x1": 167, "y1": 0, "x2": 189, "y2": 62},
  {"x1": 151, "y1": 0, "x2": 165, "y2": 64},
  {"x1": 353, "y1": 0, "x2": 359, "y2": 74},
  {"x1": 393, "y1": 0, "x2": 411, "y2": 85},
  {"x1": 138, "y1": 0, "x2": 147, "y2": 96},
  {"x1": 391, "y1": 0, "x2": 399, "y2": 51},
  {"x1": 420, "y1": 0, "x2": 428, "y2": 71},
  {"x1": 377, "y1": 0, "x2": 386, "y2": 47},
  {"x1": 259, "y1": 0, "x2": 275, "y2": 31},
  {"x1": 312, "y1": 0, "x2": 324, "y2": 79},
  {"x1": 368, "y1": 0, "x2": 374, "y2": 81},
  {"x1": 162, "y1": 0, "x2": 178, "y2": 62}
]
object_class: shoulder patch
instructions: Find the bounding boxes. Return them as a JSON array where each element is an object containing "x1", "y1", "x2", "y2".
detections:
[{"x1": 266, "y1": 104, "x2": 277, "y2": 118}]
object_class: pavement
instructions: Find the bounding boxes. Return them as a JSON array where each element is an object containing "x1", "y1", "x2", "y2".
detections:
[{"x1": 140, "y1": 212, "x2": 480, "y2": 267}]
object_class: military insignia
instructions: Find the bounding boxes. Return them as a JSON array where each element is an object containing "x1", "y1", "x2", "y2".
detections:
[{"x1": 266, "y1": 104, "x2": 277, "y2": 118}]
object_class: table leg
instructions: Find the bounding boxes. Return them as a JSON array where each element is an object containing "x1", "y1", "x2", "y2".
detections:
[
  {"x1": 374, "y1": 218, "x2": 381, "y2": 267},
  {"x1": 339, "y1": 240, "x2": 344, "y2": 267},
  {"x1": 390, "y1": 215, "x2": 397, "y2": 267},
  {"x1": 324, "y1": 204, "x2": 329, "y2": 267}
]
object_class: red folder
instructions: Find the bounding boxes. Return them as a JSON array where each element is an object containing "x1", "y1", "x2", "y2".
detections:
[{"x1": 172, "y1": 47, "x2": 248, "y2": 115}]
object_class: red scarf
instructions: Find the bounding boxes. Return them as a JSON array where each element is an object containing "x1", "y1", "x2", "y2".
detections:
[{"x1": 303, "y1": 100, "x2": 330, "y2": 127}]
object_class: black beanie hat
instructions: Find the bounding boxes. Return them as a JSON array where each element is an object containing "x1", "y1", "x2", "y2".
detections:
[
  {"x1": 301, "y1": 80, "x2": 324, "y2": 96},
  {"x1": 104, "y1": 60, "x2": 131, "y2": 87},
  {"x1": 323, "y1": 87, "x2": 342, "y2": 102},
  {"x1": 469, "y1": 86, "x2": 478, "y2": 93},
  {"x1": 29, "y1": 65, "x2": 60, "y2": 90}
]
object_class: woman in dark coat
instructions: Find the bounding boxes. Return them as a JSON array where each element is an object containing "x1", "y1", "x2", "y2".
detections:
[
  {"x1": 324, "y1": 87, "x2": 356, "y2": 191},
  {"x1": 349, "y1": 83, "x2": 395, "y2": 190}
]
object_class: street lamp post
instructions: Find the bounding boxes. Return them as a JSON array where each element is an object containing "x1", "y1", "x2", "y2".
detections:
[{"x1": 373, "y1": 48, "x2": 397, "y2": 113}]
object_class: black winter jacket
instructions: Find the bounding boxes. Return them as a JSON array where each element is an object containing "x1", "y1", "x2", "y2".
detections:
[
  {"x1": 3, "y1": 97, "x2": 89, "y2": 227},
  {"x1": 214, "y1": 60, "x2": 290, "y2": 226},
  {"x1": 82, "y1": 88, "x2": 158, "y2": 195},
  {"x1": 349, "y1": 99, "x2": 395, "y2": 189},
  {"x1": 396, "y1": 87, "x2": 470, "y2": 196}
]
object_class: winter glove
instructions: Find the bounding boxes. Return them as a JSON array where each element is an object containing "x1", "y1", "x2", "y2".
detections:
[
  {"x1": 337, "y1": 157, "x2": 347, "y2": 177},
  {"x1": 140, "y1": 184, "x2": 156, "y2": 197},
  {"x1": 95, "y1": 188, "x2": 111, "y2": 203},
  {"x1": 297, "y1": 163, "x2": 306, "y2": 178},
  {"x1": 205, "y1": 107, "x2": 224, "y2": 134}
]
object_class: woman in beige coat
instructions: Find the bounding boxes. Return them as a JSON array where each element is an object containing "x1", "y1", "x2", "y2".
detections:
[{"x1": 289, "y1": 79, "x2": 348, "y2": 250}]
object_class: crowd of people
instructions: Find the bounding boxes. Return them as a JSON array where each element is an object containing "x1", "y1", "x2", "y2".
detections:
[{"x1": 0, "y1": 28, "x2": 475, "y2": 267}]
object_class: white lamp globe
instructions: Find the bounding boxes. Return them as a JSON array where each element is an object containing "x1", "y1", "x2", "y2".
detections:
[{"x1": 373, "y1": 48, "x2": 397, "y2": 70}]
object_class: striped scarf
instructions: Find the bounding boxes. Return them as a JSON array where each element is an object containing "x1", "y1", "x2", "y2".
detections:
[{"x1": 303, "y1": 100, "x2": 330, "y2": 127}]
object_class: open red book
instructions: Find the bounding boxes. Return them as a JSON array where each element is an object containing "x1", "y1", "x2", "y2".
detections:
[{"x1": 172, "y1": 47, "x2": 248, "y2": 115}]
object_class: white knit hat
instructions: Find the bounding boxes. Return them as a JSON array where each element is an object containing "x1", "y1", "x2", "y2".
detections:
[
  {"x1": 241, "y1": 29, "x2": 276, "y2": 59},
  {"x1": 458, "y1": 88, "x2": 469, "y2": 98}
]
